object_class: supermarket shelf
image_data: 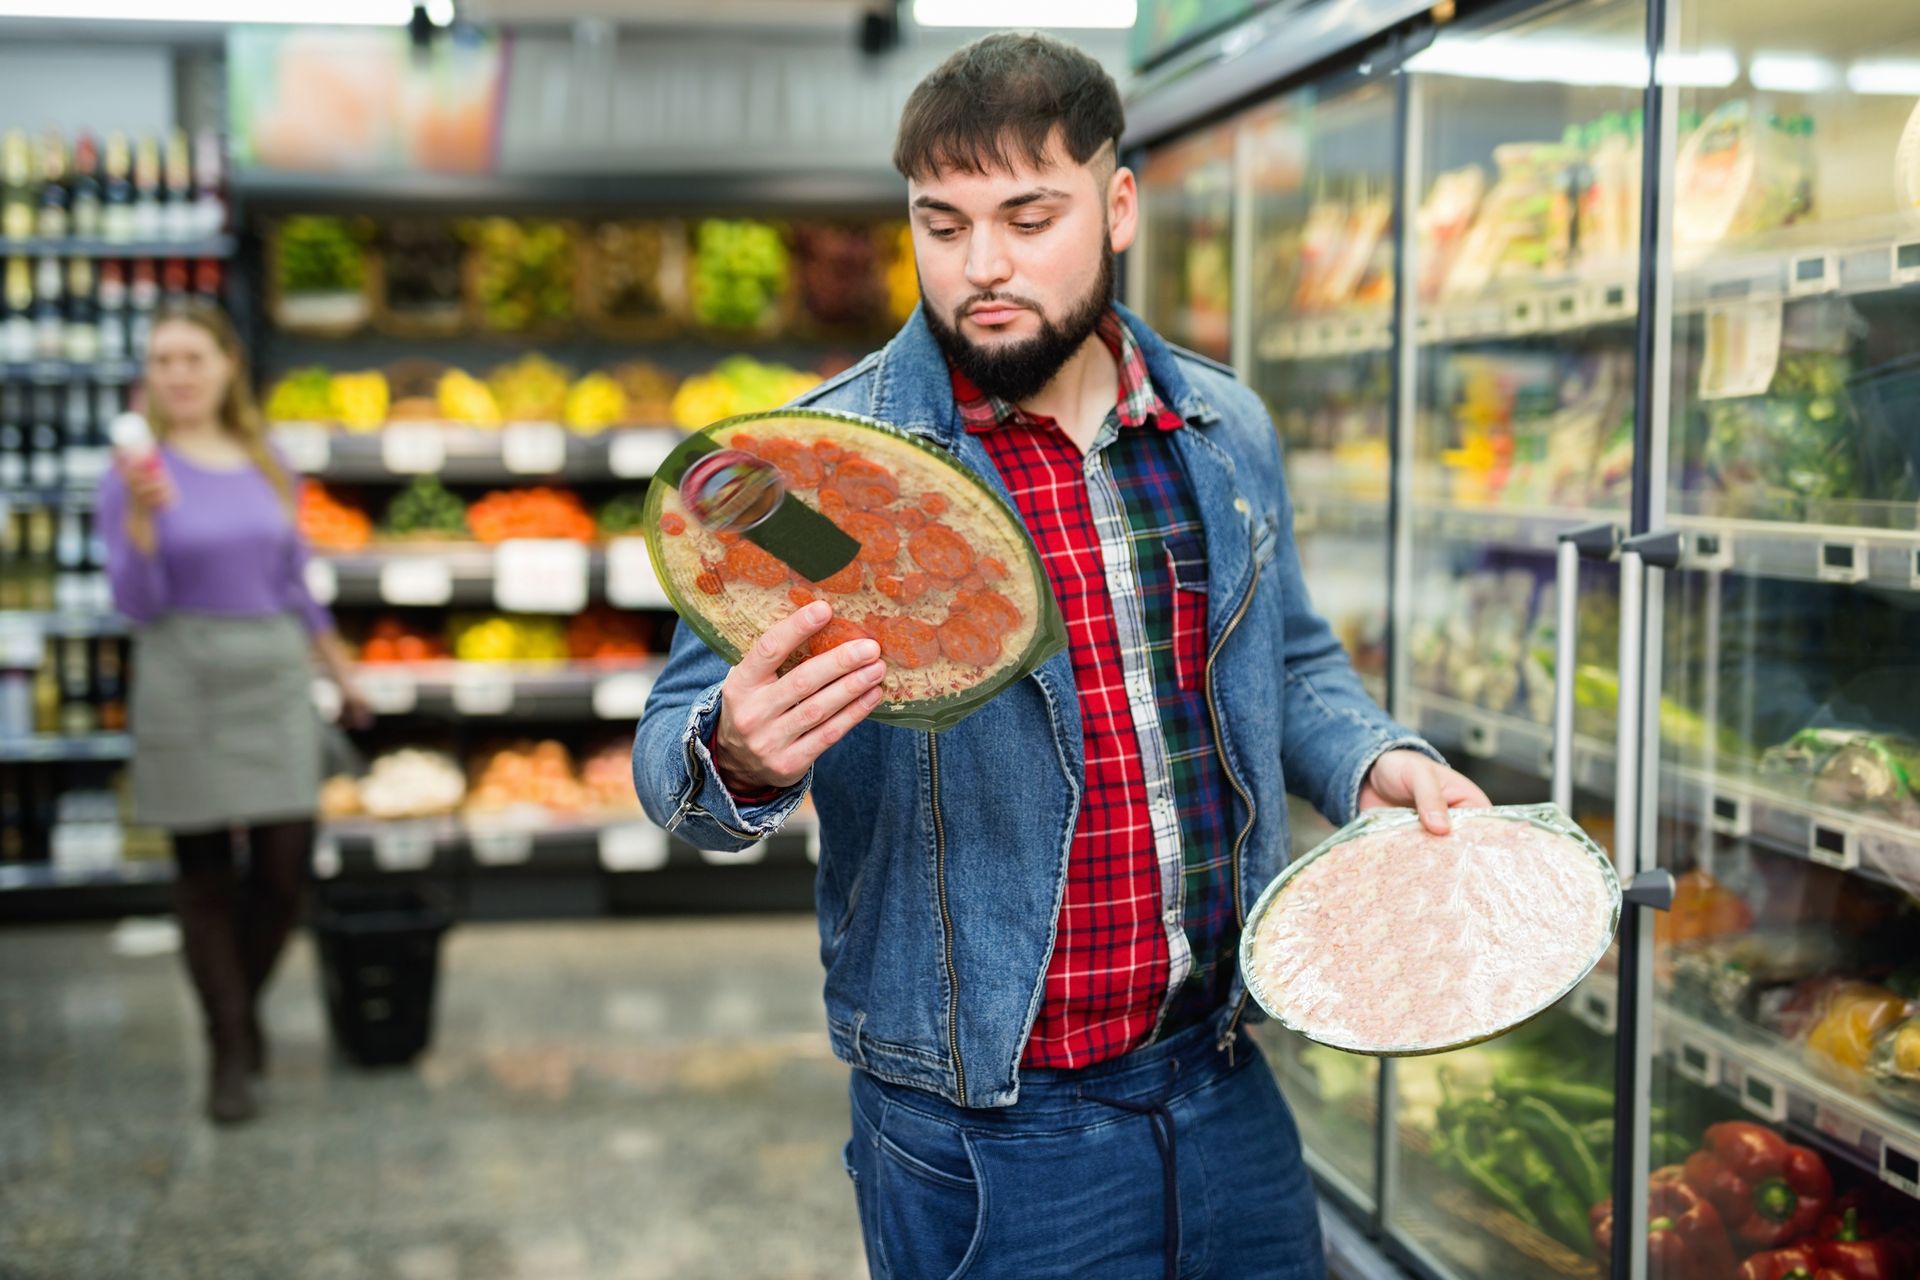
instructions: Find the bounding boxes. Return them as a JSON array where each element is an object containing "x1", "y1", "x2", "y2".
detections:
[
  {"x1": 1408, "y1": 690, "x2": 1920, "y2": 889},
  {"x1": 0, "y1": 357, "x2": 139, "y2": 385},
  {"x1": 1672, "y1": 216, "x2": 1920, "y2": 309},
  {"x1": 0, "y1": 732, "x2": 132, "y2": 763},
  {"x1": 319, "y1": 813, "x2": 819, "y2": 874},
  {"x1": 312, "y1": 545, "x2": 624, "y2": 609},
  {"x1": 1667, "y1": 514, "x2": 1920, "y2": 593},
  {"x1": 342, "y1": 659, "x2": 662, "y2": 720},
  {"x1": 271, "y1": 422, "x2": 681, "y2": 484},
  {"x1": 0, "y1": 611, "x2": 127, "y2": 638},
  {"x1": 231, "y1": 169, "x2": 905, "y2": 215},
  {"x1": 1656, "y1": 1009, "x2": 1920, "y2": 1200},
  {"x1": 1292, "y1": 495, "x2": 1624, "y2": 555},
  {"x1": 0, "y1": 858, "x2": 173, "y2": 892},
  {"x1": 0, "y1": 235, "x2": 236, "y2": 259}
]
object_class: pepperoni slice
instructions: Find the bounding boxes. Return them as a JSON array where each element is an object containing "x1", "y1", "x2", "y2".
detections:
[
  {"x1": 729, "y1": 433, "x2": 758, "y2": 452},
  {"x1": 840, "y1": 512, "x2": 901, "y2": 564},
  {"x1": 660, "y1": 512, "x2": 687, "y2": 536},
  {"x1": 818, "y1": 488, "x2": 851, "y2": 520},
  {"x1": 805, "y1": 619, "x2": 873, "y2": 660},
  {"x1": 869, "y1": 615, "x2": 940, "y2": 669},
  {"x1": 894, "y1": 506, "x2": 927, "y2": 531},
  {"x1": 960, "y1": 573, "x2": 986, "y2": 592},
  {"x1": 788, "y1": 587, "x2": 815, "y2": 608},
  {"x1": 908, "y1": 525, "x2": 975, "y2": 579},
  {"x1": 960, "y1": 589, "x2": 1022, "y2": 633},
  {"x1": 901, "y1": 574, "x2": 931, "y2": 602},
  {"x1": 875, "y1": 576, "x2": 904, "y2": 600},
  {"x1": 808, "y1": 559, "x2": 865, "y2": 595},
  {"x1": 759, "y1": 437, "x2": 823, "y2": 488},
  {"x1": 695, "y1": 570, "x2": 724, "y2": 595},
  {"x1": 938, "y1": 612, "x2": 1001, "y2": 667},
  {"x1": 831, "y1": 458, "x2": 900, "y2": 510},
  {"x1": 920, "y1": 492, "x2": 948, "y2": 516},
  {"x1": 811, "y1": 439, "x2": 845, "y2": 465},
  {"x1": 724, "y1": 541, "x2": 789, "y2": 588},
  {"x1": 980, "y1": 556, "x2": 1007, "y2": 581}
]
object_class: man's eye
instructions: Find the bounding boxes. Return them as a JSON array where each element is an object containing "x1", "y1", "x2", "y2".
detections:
[
  {"x1": 1014, "y1": 219, "x2": 1053, "y2": 234},
  {"x1": 926, "y1": 227, "x2": 960, "y2": 241}
]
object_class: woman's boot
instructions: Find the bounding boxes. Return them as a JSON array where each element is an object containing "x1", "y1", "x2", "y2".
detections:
[
  {"x1": 173, "y1": 832, "x2": 258, "y2": 1124},
  {"x1": 238, "y1": 820, "x2": 314, "y2": 1076}
]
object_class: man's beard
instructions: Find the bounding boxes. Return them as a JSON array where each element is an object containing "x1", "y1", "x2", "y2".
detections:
[{"x1": 924, "y1": 243, "x2": 1116, "y2": 405}]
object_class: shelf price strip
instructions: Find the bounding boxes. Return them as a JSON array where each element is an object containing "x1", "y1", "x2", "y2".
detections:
[
  {"x1": 377, "y1": 559, "x2": 453, "y2": 607},
  {"x1": 493, "y1": 540, "x2": 589, "y2": 614},
  {"x1": 274, "y1": 424, "x2": 332, "y2": 474},
  {"x1": 598, "y1": 823, "x2": 668, "y2": 872},
  {"x1": 450, "y1": 667, "x2": 515, "y2": 716},
  {"x1": 501, "y1": 423, "x2": 568, "y2": 476}
]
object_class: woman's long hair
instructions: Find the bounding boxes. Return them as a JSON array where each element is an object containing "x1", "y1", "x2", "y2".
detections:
[{"x1": 144, "y1": 299, "x2": 295, "y2": 514}]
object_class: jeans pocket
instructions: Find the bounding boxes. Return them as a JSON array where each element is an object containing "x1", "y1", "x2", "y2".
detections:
[{"x1": 873, "y1": 1106, "x2": 985, "y2": 1280}]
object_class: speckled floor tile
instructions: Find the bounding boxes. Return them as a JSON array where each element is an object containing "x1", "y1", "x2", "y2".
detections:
[{"x1": 0, "y1": 918, "x2": 867, "y2": 1280}]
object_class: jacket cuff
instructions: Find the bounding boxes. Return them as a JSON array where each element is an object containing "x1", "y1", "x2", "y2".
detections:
[
  {"x1": 1342, "y1": 733, "x2": 1448, "y2": 827},
  {"x1": 669, "y1": 683, "x2": 810, "y2": 839}
]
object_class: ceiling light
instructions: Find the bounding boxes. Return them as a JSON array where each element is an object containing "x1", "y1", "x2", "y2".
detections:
[
  {"x1": 0, "y1": 0, "x2": 409, "y2": 20},
  {"x1": 424, "y1": 0, "x2": 454, "y2": 26},
  {"x1": 1660, "y1": 49, "x2": 1739, "y2": 88},
  {"x1": 912, "y1": 0, "x2": 1137, "y2": 28},
  {"x1": 1749, "y1": 53, "x2": 1835, "y2": 93},
  {"x1": 1408, "y1": 37, "x2": 1648, "y2": 88},
  {"x1": 1847, "y1": 59, "x2": 1920, "y2": 95}
]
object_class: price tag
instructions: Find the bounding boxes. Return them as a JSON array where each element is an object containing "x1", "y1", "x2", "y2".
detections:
[
  {"x1": 598, "y1": 823, "x2": 668, "y2": 872},
  {"x1": 379, "y1": 559, "x2": 453, "y2": 607},
  {"x1": 1708, "y1": 792, "x2": 1750, "y2": 838},
  {"x1": 609, "y1": 430, "x2": 678, "y2": 479},
  {"x1": 1816, "y1": 539, "x2": 1868, "y2": 585},
  {"x1": 372, "y1": 822, "x2": 436, "y2": 871},
  {"x1": 1550, "y1": 291, "x2": 1585, "y2": 329},
  {"x1": 1881, "y1": 1141, "x2": 1920, "y2": 1199},
  {"x1": 1893, "y1": 240, "x2": 1920, "y2": 287},
  {"x1": 1700, "y1": 299, "x2": 1784, "y2": 401},
  {"x1": 312, "y1": 832, "x2": 342, "y2": 880},
  {"x1": 1506, "y1": 297, "x2": 1540, "y2": 334},
  {"x1": 606, "y1": 538, "x2": 670, "y2": 608},
  {"x1": 1786, "y1": 251, "x2": 1837, "y2": 297},
  {"x1": 357, "y1": 669, "x2": 418, "y2": 715},
  {"x1": 1462, "y1": 718, "x2": 1498, "y2": 759},
  {"x1": 592, "y1": 672, "x2": 655, "y2": 720},
  {"x1": 1809, "y1": 821, "x2": 1859, "y2": 871},
  {"x1": 1814, "y1": 1105, "x2": 1867, "y2": 1151},
  {"x1": 0, "y1": 619, "x2": 45, "y2": 668},
  {"x1": 1738, "y1": 1067, "x2": 1789, "y2": 1123},
  {"x1": 381, "y1": 423, "x2": 446, "y2": 475},
  {"x1": 305, "y1": 558, "x2": 338, "y2": 606},
  {"x1": 1574, "y1": 978, "x2": 1617, "y2": 1036},
  {"x1": 501, "y1": 422, "x2": 568, "y2": 475},
  {"x1": 493, "y1": 540, "x2": 589, "y2": 614},
  {"x1": 805, "y1": 823, "x2": 822, "y2": 865},
  {"x1": 310, "y1": 678, "x2": 343, "y2": 723},
  {"x1": 1675, "y1": 1036, "x2": 1720, "y2": 1087},
  {"x1": 1685, "y1": 530, "x2": 1734, "y2": 572},
  {"x1": 275, "y1": 423, "x2": 333, "y2": 473},
  {"x1": 451, "y1": 667, "x2": 515, "y2": 716},
  {"x1": 1594, "y1": 281, "x2": 1633, "y2": 319},
  {"x1": 699, "y1": 842, "x2": 767, "y2": 866},
  {"x1": 469, "y1": 826, "x2": 534, "y2": 867}
]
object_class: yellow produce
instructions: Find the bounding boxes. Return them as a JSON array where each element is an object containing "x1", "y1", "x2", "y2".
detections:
[
  {"x1": 563, "y1": 373, "x2": 627, "y2": 434},
  {"x1": 488, "y1": 354, "x2": 572, "y2": 422},
  {"x1": 329, "y1": 371, "x2": 390, "y2": 432},
  {"x1": 438, "y1": 369, "x2": 501, "y2": 427},
  {"x1": 1807, "y1": 982, "x2": 1907, "y2": 1077},
  {"x1": 450, "y1": 614, "x2": 568, "y2": 664},
  {"x1": 885, "y1": 222, "x2": 919, "y2": 322},
  {"x1": 668, "y1": 356, "x2": 823, "y2": 430}
]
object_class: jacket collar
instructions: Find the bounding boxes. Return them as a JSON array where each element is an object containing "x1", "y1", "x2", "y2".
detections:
[{"x1": 867, "y1": 300, "x2": 1220, "y2": 452}]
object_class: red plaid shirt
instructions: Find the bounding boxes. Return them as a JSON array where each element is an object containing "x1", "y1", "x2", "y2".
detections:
[{"x1": 951, "y1": 312, "x2": 1206, "y2": 1069}]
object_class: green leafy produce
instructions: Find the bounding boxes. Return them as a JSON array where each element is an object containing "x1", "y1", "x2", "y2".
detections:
[
  {"x1": 597, "y1": 492, "x2": 649, "y2": 537},
  {"x1": 691, "y1": 219, "x2": 789, "y2": 331},
  {"x1": 383, "y1": 476, "x2": 468, "y2": 540},
  {"x1": 1699, "y1": 351, "x2": 1861, "y2": 517},
  {"x1": 466, "y1": 218, "x2": 575, "y2": 332},
  {"x1": 265, "y1": 367, "x2": 335, "y2": 422},
  {"x1": 277, "y1": 216, "x2": 367, "y2": 295}
]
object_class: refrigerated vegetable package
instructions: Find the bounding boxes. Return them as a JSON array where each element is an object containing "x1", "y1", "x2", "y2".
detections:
[
  {"x1": 644, "y1": 410, "x2": 1067, "y2": 732},
  {"x1": 1241, "y1": 804, "x2": 1620, "y2": 1055}
]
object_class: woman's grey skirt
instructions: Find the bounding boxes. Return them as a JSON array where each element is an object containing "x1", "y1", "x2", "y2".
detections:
[{"x1": 130, "y1": 613, "x2": 320, "y2": 832}]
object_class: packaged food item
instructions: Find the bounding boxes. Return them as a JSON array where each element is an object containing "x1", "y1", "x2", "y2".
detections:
[
  {"x1": 1415, "y1": 166, "x2": 1486, "y2": 302},
  {"x1": 1804, "y1": 981, "x2": 1909, "y2": 1079},
  {"x1": 1654, "y1": 868, "x2": 1754, "y2": 949},
  {"x1": 1759, "y1": 727, "x2": 1920, "y2": 826},
  {"x1": 1240, "y1": 804, "x2": 1620, "y2": 1055},
  {"x1": 1868, "y1": 1013, "x2": 1920, "y2": 1116},
  {"x1": 1673, "y1": 102, "x2": 1809, "y2": 259},
  {"x1": 645, "y1": 409, "x2": 1066, "y2": 732}
]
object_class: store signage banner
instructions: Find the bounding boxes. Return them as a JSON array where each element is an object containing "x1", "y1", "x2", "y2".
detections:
[{"x1": 226, "y1": 27, "x2": 506, "y2": 174}]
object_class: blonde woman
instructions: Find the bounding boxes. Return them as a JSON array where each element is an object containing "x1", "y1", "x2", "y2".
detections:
[{"x1": 98, "y1": 300, "x2": 370, "y2": 1125}]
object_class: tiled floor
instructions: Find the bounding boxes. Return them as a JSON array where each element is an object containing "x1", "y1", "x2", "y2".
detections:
[{"x1": 0, "y1": 916, "x2": 867, "y2": 1280}]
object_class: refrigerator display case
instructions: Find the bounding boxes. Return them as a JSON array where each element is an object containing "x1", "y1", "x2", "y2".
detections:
[{"x1": 1127, "y1": 0, "x2": 1920, "y2": 1272}]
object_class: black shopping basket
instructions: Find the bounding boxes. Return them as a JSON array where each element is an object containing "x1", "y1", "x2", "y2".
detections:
[{"x1": 310, "y1": 886, "x2": 454, "y2": 1067}]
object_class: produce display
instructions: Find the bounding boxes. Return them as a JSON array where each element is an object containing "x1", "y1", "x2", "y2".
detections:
[
  {"x1": 562, "y1": 373, "x2": 626, "y2": 434},
  {"x1": 1243, "y1": 805, "x2": 1618, "y2": 1055},
  {"x1": 449, "y1": 615, "x2": 568, "y2": 664},
  {"x1": 378, "y1": 219, "x2": 466, "y2": 331},
  {"x1": 647, "y1": 410, "x2": 1066, "y2": 731},
  {"x1": 356, "y1": 615, "x2": 449, "y2": 663},
  {"x1": 884, "y1": 223, "x2": 919, "y2": 323},
  {"x1": 1759, "y1": 727, "x2": 1920, "y2": 828},
  {"x1": 466, "y1": 487, "x2": 595, "y2": 543},
  {"x1": 437, "y1": 368, "x2": 501, "y2": 426},
  {"x1": 581, "y1": 740, "x2": 642, "y2": 813},
  {"x1": 584, "y1": 220, "x2": 682, "y2": 333},
  {"x1": 791, "y1": 223, "x2": 884, "y2": 328},
  {"x1": 609, "y1": 360, "x2": 681, "y2": 424},
  {"x1": 299, "y1": 481, "x2": 373, "y2": 551},
  {"x1": 467, "y1": 217, "x2": 575, "y2": 332},
  {"x1": 566, "y1": 607, "x2": 650, "y2": 661},
  {"x1": 266, "y1": 367, "x2": 390, "y2": 430},
  {"x1": 382, "y1": 476, "x2": 469, "y2": 540},
  {"x1": 329, "y1": 748, "x2": 467, "y2": 820},
  {"x1": 487, "y1": 354, "x2": 572, "y2": 422},
  {"x1": 690, "y1": 218, "x2": 790, "y2": 332},
  {"x1": 466, "y1": 740, "x2": 589, "y2": 817},
  {"x1": 272, "y1": 215, "x2": 370, "y2": 330},
  {"x1": 668, "y1": 356, "x2": 824, "y2": 430}
]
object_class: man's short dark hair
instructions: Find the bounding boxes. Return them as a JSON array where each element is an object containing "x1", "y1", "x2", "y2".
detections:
[{"x1": 893, "y1": 33, "x2": 1126, "y2": 183}]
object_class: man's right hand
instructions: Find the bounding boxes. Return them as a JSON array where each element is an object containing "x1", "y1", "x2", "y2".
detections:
[
  {"x1": 116, "y1": 454, "x2": 176, "y2": 515},
  {"x1": 713, "y1": 600, "x2": 887, "y2": 793}
]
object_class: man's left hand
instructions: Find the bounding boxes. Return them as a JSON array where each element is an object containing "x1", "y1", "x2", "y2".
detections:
[{"x1": 1358, "y1": 749, "x2": 1492, "y2": 835}]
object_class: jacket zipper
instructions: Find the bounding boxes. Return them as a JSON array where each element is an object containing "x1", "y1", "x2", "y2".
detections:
[
  {"x1": 1208, "y1": 529, "x2": 1262, "y2": 1064},
  {"x1": 930, "y1": 734, "x2": 966, "y2": 1101}
]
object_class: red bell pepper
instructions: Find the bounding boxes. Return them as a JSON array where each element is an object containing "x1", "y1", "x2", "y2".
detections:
[
  {"x1": 1593, "y1": 1166, "x2": 1739, "y2": 1280},
  {"x1": 1738, "y1": 1242, "x2": 1821, "y2": 1280},
  {"x1": 1810, "y1": 1196, "x2": 1918, "y2": 1280},
  {"x1": 1682, "y1": 1122, "x2": 1834, "y2": 1249}
]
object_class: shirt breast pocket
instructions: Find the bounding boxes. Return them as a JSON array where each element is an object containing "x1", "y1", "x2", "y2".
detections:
[{"x1": 1164, "y1": 532, "x2": 1209, "y2": 693}]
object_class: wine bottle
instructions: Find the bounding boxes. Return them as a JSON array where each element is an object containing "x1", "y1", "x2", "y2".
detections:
[
  {"x1": 95, "y1": 637, "x2": 126, "y2": 732},
  {"x1": 96, "y1": 261, "x2": 127, "y2": 362},
  {"x1": 132, "y1": 136, "x2": 162, "y2": 244},
  {"x1": 0, "y1": 131, "x2": 35, "y2": 242},
  {"x1": 64, "y1": 382, "x2": 103, "y2": 487},
  {"x1": 28, "y1": 387, "x2": 60, "y2": 489},
  {"x1": 59, "y1": 636, "x2": 95, "y2": 735},
  {"x1": 0, "y1": 382, "x2": 24, "y2": 489},
  {"x1": 69, "y1": 133, "x2": 103, "y2": 242},
  {"x1": 101, "y1": 133, "x2": 134, "y2": 245},
  {"x1": 0, "y1": 766, "x2": 24, "y2": 859},
  {"x1": 32, "y1": 256, "x2": 63, "y2": 362},
  {"x1": 34, "y1": 135, "x2": 70, "y2": 243},
  {"x1": 193, "y1": 258, "x2": 222, "y2": 300},
  {"x1": 24, "y1": 509, "x2": 55, "y2": 610},
  {"x1": 55, "y1": 511, "x2": 86, "y2": 617},
  {"x1": 0, "y1": 257, "x2": 31, "y2": 363},
  {"x1": 64, "y1": 258, "x2": 98, "y2": 364},
  {"x1": 193, "y1": 130, "x2": 225, "y2": 239},
  {"x1": 161, "y1": 258, "x2": 190, "y2": 309},
  {"x1": 164, "y1": 128, "x2": 193, "y2": 243},
  {"x1": 128, "y1": 260, "x2": 157, "y2": 359},
  {"x1": 32, "y1": 649, "x2": 60, "y2": 735}
]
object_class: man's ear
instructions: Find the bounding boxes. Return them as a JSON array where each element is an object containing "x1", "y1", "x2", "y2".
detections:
[{"x1": 1107, "y1": 163, "x2": 1139, "y2": 256}]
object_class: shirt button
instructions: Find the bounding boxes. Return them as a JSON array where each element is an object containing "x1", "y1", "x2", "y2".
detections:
[{"x1": 1129, "y1": 675, "x2": 1151, "y2": 700}]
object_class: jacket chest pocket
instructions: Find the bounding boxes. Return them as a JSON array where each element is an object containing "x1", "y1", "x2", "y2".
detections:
[{"x1": 1164, "y1": 532, "x2": 1209, "y2": 693}]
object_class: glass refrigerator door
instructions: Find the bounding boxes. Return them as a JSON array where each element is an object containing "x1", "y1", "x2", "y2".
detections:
[
  {"x1": 1644, "y1": 0, "x2": 1920, "y2": 1274},
  {"x1": 1389, "y1": 1, "x2": 1651, "y2": 1276},
  {"x1": 1240, "y1": 75, "x2": 1399, "y2": 1213},
  {"x1": 1138, "y1": 127, "x2": 1237, "y2": 364}
]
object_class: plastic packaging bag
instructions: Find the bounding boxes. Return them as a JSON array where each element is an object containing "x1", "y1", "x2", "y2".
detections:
[
  {"x1": 1240, "y1": 803, "x2": 1621, "y2": 1056},
  {"x1": 644, "y1": 409, "x2": 1067, "y2": 732}
]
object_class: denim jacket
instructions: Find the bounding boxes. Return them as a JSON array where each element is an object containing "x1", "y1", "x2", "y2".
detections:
[{"x1": 632, "y1": 303, "x2": 1436, "y2": 1108}]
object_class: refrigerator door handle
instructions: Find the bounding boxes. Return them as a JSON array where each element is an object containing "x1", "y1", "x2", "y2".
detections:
[{"x1": 1550, "y1": 522, "x2": 1621, "y2": 813}]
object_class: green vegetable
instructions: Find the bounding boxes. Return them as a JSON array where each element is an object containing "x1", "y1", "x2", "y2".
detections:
[
  {"x1": 1491, "y1": 1128, "x2": 1589, "y2": 1248},
  {"x1": 1454, "y1": 1130, "x2": 1541, "y2": 1230},
  {"x1": 1513, "y1": 1095, "x2": 1607, "y2": 1207},
  {"x1": 277, "y1": 216, "x2": 367, "y2": 295},
  {"x1": 598, "y1": 492, "x2": 650, "y2": 537},
  {"x1": 1492, "y1": 1075, "x2": 1614, "y2": 1120},
  {"x1": 384, "y1": 476, "x2": 468, "y2": 538},
  {"x1": 691, "y1": 219, "x2": 790, "y2": 331}
]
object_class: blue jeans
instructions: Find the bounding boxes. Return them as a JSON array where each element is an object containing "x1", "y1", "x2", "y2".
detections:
[{"x1": 843, "y1": 1023, "x2": 1327, "y2": 1280}]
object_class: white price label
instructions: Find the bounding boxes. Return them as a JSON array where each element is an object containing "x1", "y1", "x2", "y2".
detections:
[
  {"x1": 372, "y1": 822, "x2": 436, "y2": 871},
  {"x1": 1574, "y1": 979, "x2": 1617, "y2": 1036},
  {"x1": 1809, "y1": 822, "x2": 1859, "y2": 871},
  {"x1": 305, "y1": 558, "x2": 338, "y2": 606},
  {"x1": 1814, "y1": 1105, "x2": 1866, "y2": 1151},
  {"x1": 606, "y1": 538, "x2": 670, "y2": 608},
  {"x1": 1708, "y1": 792, "x2": 1750, "y2": 838},
  {"x1": 468, "y1": 826, "x2": 534, "y2": 866},
  {"x1": 700, "y1": 842, "x2": 767, "y2": 866},
  {"x1": 592, "y1": 672, "x2": 655, "y2": 720},
  {"x1": 501, "y1": 422, "x2": 568, "y2": 475},
  {"x1": 310, "y1": 678, "x2": 343, "y2": 723},
  {"x1": 598, "y1": 823, "x2": 668, "y2": 872},
  {"x1": 275, "y1": 423, "x2": 332, "y2": 473},
  {"x1": 451, "y1": 667, "x2": 515, "y2": 716},
  {"x1": 0, "y1": 620, "x2": 45, "y2": 668},
  {"x1": 378, "y1": 559, "x2": 453, "y2": 607},
  {"x1": 1786, "y1": 250, "x2": 1837, "y2": 297},
  {"x1": 381, "y1": 423, "x2": 446, "y2": 475},
  {"x1": 357, "y1": 669, "x2": 418, "y2": 715},
  {"x1": 1675, "y1": 1037, "x2": 1720, "y2": 1086},
  {"x1": 1462, "y1": 718, "x2": 1498, "y2": 759},
  {"x1": 1738, "y1": 1067, "x2": 1789, "y2": 1123},
  {"x1": 609, "y1": 430, "x2": 678, "y2": 479},
  {"x1": 1881, "y1": 1141, "x2": 1920, "y2": 1199},
  {"x1": 493, "y1": 540, "x2": 589, "y2": 614},
  {"x1": 312, "y1": 832, "x2": 342, "y2": 879}
]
